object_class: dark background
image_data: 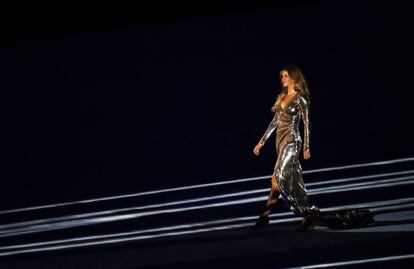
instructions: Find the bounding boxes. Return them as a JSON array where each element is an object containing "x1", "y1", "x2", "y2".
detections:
[{"x1": 3, "y1": 1, "x2": 413, "y2": 210}]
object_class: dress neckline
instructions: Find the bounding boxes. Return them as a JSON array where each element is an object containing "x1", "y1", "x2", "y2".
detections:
[{"x1": 280, "y1": 92, "x2": 300, "y2": 110}]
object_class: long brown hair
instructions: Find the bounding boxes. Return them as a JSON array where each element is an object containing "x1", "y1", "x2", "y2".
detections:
[{"x1": 271, "y1": 64, "x2": 310, "y2": 112}]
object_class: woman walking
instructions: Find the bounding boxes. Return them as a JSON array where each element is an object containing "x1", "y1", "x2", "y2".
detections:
[{"x1": 252, "y1": 64, "x2": 375, "y2": 230}]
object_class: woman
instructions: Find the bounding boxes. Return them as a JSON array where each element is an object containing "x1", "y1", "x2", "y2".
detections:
[{"x1": 252, "y1": 64, "x2": 375, "y2": 230}]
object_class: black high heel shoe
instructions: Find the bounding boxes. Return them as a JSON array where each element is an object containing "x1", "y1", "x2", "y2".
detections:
[
  {"x1": 297, "y1": 215, "x2": 314, "y2": 231},
  {"x1": 252, "y1": 214, "x2": 269, "y2": 230}
]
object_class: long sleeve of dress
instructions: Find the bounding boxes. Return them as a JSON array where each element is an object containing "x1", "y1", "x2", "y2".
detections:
[
  {"x1": 298, "y1": 96, "x2": 311, "y2": 152},
  {"x1": 258, "y1": 111, "x2": 279, "y2": 147}
]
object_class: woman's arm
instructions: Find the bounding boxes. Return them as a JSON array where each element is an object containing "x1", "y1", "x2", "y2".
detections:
[
  {"x1": 258, "y1": 111, "x2": 279, "y2": 147},
  {"x1": 298, "y1": 96, "x2": 311, "y2": 152}
]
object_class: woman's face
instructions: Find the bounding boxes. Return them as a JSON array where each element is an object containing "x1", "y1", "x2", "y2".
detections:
[{"x1": 280, "y1": 70, "x2": 295, "y2": 88}]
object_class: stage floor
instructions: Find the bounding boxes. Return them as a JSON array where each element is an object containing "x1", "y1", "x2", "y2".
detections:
[{"x1": 1, "y1": 157, "x2": 414, "y2": 268}]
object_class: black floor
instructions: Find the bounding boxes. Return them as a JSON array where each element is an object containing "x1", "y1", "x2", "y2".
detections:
[{"x1": 1, "y1": 158, "x2": 414, "y2": 268}]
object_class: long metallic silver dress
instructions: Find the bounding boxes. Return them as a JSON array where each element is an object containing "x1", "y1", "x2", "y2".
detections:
[
  {"x1": 257, "y1": 92, "x2": 376, "y2": 229},
  {"x1": 258, "y1": 92, "x2": 319, "y2": 217}
]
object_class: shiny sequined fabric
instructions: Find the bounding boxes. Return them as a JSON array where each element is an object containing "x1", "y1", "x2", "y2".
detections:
[{"x1": 258, "y1": 92, "x2": 319, "y2": 217}]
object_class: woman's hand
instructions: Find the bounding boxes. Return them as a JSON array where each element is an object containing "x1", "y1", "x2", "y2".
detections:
[
  {"x1": 303, "y1": 150, "x2": 311, "y2": 160},
  {"x1": 253, "y1": 144, "x2": 262, "y2": 156}
]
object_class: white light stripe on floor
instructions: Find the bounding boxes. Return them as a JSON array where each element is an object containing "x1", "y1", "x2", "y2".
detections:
[
  {"x1": 292, "y1": 253, "x2": 414, "y2": 268},
  {"x1": 0, "y1": 222, "x2": 270, "y2": 257},
  {"x1": 2, "y1": 169, "x2": 410, "y2": 232},
  {"x1": 0, "y1": 217, "x2": 310, "y2": 257},
  {"x1": 0, "y1": 196, "x2": 271, "y2": 237},
  {"x1": 0, "y1": 174, "x2": 412, "y2": 237},
  {"x1": 308, "y1": 175, "x2": 414, "y2": 193},
  {"x1": 307, "y1": 170, "x2": 414, "y2": 187},
  {"x1": 0, "y1": 188, "x2": 267, "y2": 231},
  {"x1": 0, "y1": 216, "x2": 297, "y2": 250},
  {"x1": 304, "y1": 156, "x2": 414, "y2": 173},
  {"x1": 310, "y1": 179, "x2": 414, "y2": 195},
  {"x1": 0, "y1": 202, "x2": 413, "y2": 257},
  {"x1": 1, "y1": 156, "x2": 413, "y2": 215},
  {"x1": 370, "y1": 203, "x2": 414, "y2": 213},
  {"x1": 1, "y1": 197, "x2": 414, "y2": 251},
  {"x1": 0, "y1": 178, "x2": 413, "y2": 237},
  {"x1": 319, "y1": 198, "x2": 414, "y2": 213}
]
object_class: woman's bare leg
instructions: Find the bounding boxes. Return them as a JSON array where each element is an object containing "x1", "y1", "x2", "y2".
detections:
[{"x1": 261, "y1": 175, "x2": 281, "y2": 216}]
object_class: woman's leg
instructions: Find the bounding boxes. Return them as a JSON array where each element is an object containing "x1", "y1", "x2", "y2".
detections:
[
  {"x1": 253, "y1": 175, "x2": 282, "y2": 229},
  {"x1": 260, "y1": 174, "x2": 281, "y2": 217}
]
